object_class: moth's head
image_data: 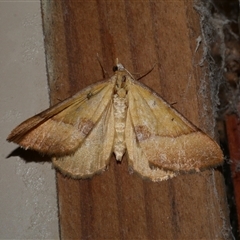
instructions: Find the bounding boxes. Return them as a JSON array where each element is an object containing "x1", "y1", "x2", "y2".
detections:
[
  {"x1": 113, "y1": 63, "x2": 125, "y2": 72},
  {"x1": 113, "y1": 60, "x2": 134, "y2": 81}
]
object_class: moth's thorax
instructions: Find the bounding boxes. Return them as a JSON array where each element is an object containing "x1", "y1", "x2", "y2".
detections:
[
  {"x1": 114, "y1": 70, "x2": 130, "y2": 96},
  {"x1": 112, "y1": 70, "x2": 130, "y2": 161}
]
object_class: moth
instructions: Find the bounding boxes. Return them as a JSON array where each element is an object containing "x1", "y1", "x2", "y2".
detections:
[{"x1": 7, "y1": 60, "x2": 223, "y2": 181}]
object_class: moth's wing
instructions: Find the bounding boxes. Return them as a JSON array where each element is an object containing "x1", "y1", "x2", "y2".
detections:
[
  {"x1": 7, "y1": 80, "x2": 115, "y2": 156},
  {"x1": 52, "y1": 101, "x2": 115, "y2": 178},
  {"x1": 126, "y1": 114, "x2": 176, "y2": 181},
  {"x1": 126, "y1": 79, "x2": 223, "y2": 178}
]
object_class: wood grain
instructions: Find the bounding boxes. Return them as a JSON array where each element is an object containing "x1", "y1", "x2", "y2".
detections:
[{"x1": 41, "y1": 1, "x2": 230, "y2": 239}]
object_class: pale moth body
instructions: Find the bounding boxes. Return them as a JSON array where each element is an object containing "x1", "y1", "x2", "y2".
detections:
[{"x1": 7, "y1": 61, "x2": 223, "y2": 181}]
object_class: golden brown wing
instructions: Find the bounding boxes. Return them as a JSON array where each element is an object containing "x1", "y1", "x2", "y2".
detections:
[
  {"x1": 7, "y1": 80, "x2": 115, "y2": 156},
  {"x1": 125, "y1": 79, "x2": 223, "y2": 179},
  {"x1": 125, "y1": 113, "x2": 176, "y2": 181},
  {"x1": 52, "y1": 100, "x2": 115, "y2": 178}
]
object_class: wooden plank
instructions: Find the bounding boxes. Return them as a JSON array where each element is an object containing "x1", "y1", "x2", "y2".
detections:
[
  {"x1": 41, "y1": 1, "x2": 230, "y2": 239},
  {"x1": 226, "y1": 114, "x2": 240, "y2": 233}
]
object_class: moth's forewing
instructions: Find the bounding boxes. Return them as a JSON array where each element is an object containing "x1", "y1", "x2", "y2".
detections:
[
  {"x1": 126, "y1": 79, "x2": 223, "y2": 177},
  {"x1": 7, "y1": 80, "x2": 115, "y2": 156}
]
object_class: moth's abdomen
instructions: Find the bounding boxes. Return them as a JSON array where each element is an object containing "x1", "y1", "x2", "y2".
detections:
[{"x1": 113, "y1": 94, "x2": 127, "y2": 161}]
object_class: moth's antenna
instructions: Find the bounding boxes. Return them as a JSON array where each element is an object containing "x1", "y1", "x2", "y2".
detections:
[
  {"x1": 96, "y1": 54, "x2": 109, "y2": 78},
  {"x1": 115, "y1": 59, "x2": 157, "y2": 81},
  {"x1": 136, "y1": 62, "x2": 157, "y2": 81},
  {"x1": 122, "y1": 67, "x2": 135, "y2": 80}
]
